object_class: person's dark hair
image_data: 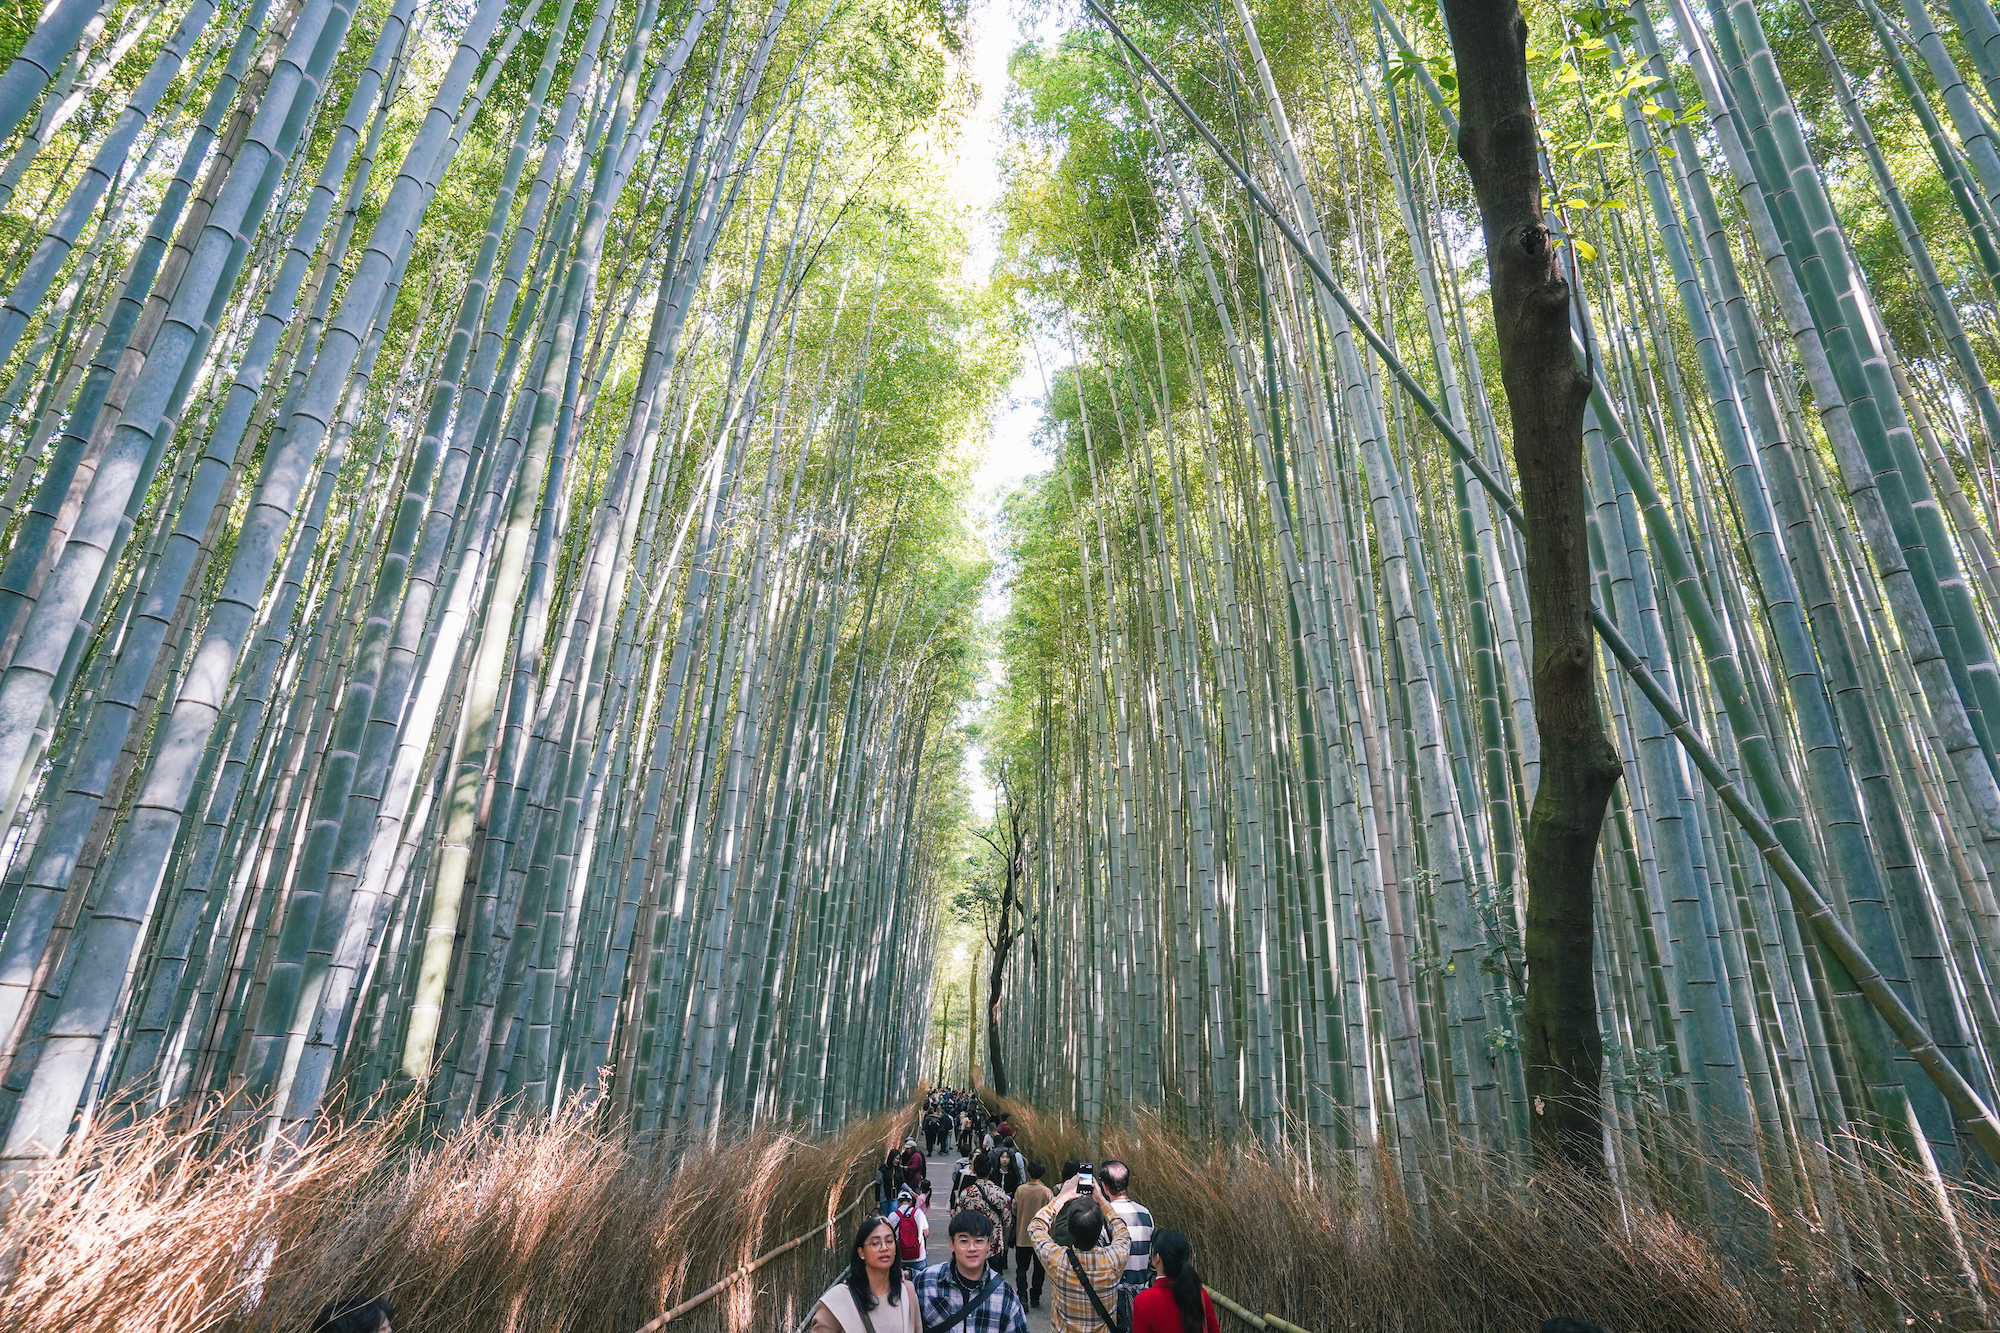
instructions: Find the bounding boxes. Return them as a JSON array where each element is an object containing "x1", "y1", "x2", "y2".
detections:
[
  {"x1": 949, "y1": 1208, "x2": 996, "y2": 1240},
  {"x1": 1061, "y1": 1158, "x2": 1080, "y2": 1183},
  {"x1": 1100, "y1": 1159, "x2": 1130, "y2": 1198},
  {"x1": 1153, "y1": 1230, "x2": 1204, "y2": 1333},
  {"x1": 1539, "y1": 1322, "x2": 1610, "y2": 1333},
  {"x1": 1059, "y1": 1198, "x2": 1104, "y2": 1247},
  {"x1": 311, "y1": 1295, "x2": 393, "y2": 1333},
  {"x1": 972, "y1": 1150, "x2": 993, "y2": 1179},
  {"x1": 1027, "y1": 1158, "x2": 1046, "y2": 1180},
  {"x1": 844, "y1": 1216, "x2": 903, "y2": 1310}
]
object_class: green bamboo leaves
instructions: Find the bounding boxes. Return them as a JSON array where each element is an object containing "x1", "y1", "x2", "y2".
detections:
[
  {"x1": 985, "y1": 0, "x2": 2000, "y2": 1240},
  {"x1": 0, "y1": 0, "x2": 1002, "y2": 1177}
]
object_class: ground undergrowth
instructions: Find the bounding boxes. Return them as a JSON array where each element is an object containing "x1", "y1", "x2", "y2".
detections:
[
  {"x1": 0, "y1": 1096, "x2": 904, "y2": 1333},
  {"x1": 986, "y1": 1095, "x2": 2000, "y2": 1333}
]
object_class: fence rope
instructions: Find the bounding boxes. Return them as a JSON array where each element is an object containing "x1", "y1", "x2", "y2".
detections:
[
  {"x1": 628, "y1": 1181, "x2": 876, "y2": 1333},
  {"x1": 1207, "y1": 1285, "x2": 1315, "y2": 1333},
  {"x1": 629, "y1": 1113, "x2": 930, "y2": 1333}
]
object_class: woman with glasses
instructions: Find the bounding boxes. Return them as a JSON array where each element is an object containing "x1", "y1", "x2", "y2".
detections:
[{"x1": 810, "y1": 1215, "x2": 921, "y2": 1333}]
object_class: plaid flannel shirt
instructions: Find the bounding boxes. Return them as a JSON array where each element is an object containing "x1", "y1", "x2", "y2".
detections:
[
  {"x1": 913, "y1": 1260, "x2": 1030, "y2": 1333},
  {"x1": 1028, "y1": 1195, "x2": 1131, "y2": 1333}
]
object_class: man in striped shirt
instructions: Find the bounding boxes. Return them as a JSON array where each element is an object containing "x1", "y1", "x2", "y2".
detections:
[{"x1": 1100, "y1": 1160, "x2": 1154, "y2": 1292}]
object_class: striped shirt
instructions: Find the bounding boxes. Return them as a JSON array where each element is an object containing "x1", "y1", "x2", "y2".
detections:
[{"x1": 1106, "y1": 1197, "x2": 1153, "y2": 1289}]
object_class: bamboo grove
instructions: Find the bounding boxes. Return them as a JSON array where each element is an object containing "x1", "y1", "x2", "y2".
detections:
[
  {"x1": 0, "y1": 0, "x2": 1005, "y2": 1178},
  {"x1": 981, "y1": 0, "x2": 2000, "y2": 1248}
]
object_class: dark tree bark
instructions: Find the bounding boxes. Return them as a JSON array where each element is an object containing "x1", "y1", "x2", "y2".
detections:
[
  {"x1": 979, "y1": 780, "x2": 1031, "y2": 1097},
  {"x1": 1438, "y1": 0, "x2": 1623, "y2": 1172}
]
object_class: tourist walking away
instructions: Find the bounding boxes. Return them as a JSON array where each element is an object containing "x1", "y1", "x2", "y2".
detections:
[
  {"x1": 926, "y1": 1108, "x2": 949, "y2": 1155},
  {"x1": 812, "y1": 1215, "x2": 922, "y2": 1333},
  {"x1": 914, "y1": 1211, "x2": 1030, "y2": 1333},
  {"x1": 1099, "y1": 1160, "x2": 1153, "y2": 1292},
  {"x1": 1029, "y1": 1170, "x2": 1133, "y2": 1333},
  {"x1": 962, "y1": 1152, "x2": 1014, "y2": 1244},
  {"x1": 1010, "y1": 1159, "x2": 1054, "y2": 1308},
  {"x1": 1130, "y1": 1231, "x2": 1218, "y2": 1333},
  {"x1": 892, "y1": 1186, "x2": 929, "y2": 1280},
  {"x1": 310, "y1": 1296, "x2": 393, "y2": 1333}
]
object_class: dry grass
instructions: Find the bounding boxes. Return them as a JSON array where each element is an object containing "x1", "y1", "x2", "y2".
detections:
[
  {"x1": 985, "y1": 1095, "x2": 2000, "y2": 1333},
  {"x1": 13, "y1": 1082, "x2": 1995, "y2": 1333},
  {"x1": 0, "y1": 1096, "x2": 910, "y2": 1333}
]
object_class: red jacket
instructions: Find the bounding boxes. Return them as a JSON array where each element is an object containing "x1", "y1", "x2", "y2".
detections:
[{"x1": 1131, "y1": 1280, "x2": 1220, "y2": 1333}]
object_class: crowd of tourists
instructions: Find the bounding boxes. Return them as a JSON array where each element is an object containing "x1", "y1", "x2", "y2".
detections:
[
  {"x1": 814, "y1": 1092, "x2": 1619, "y2": 1333},
  {"x1": 300, "y1": 1087, "x2": 1615, "y2": 1333},
  {"x1": 815, "y1": 1090, "x2": 1210, "y2": 1333}
]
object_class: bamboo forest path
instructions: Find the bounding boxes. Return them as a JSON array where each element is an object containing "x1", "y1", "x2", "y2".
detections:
[{"x1": 11, "y1": 0, "x2": 2000, "y2": 1325}]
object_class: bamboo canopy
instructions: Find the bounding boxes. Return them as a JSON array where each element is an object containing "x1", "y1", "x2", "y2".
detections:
[
  {"x1": 0, "y1": 0, "x2": 1002, "y2": 1176},
  {"x1": 980, "y1": 0, "x2": 2000, "y2": 1244},
  {"x1": 0, "y1": 0, "x2": 1998, "y2": 1263}
]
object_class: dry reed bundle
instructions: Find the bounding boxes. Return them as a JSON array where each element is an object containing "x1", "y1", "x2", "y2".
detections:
[
  {"x1": 985, "y1": 1096, "x2": 2000, "y2": 1332},
  {"x1": 0, "y1": 1099, "x2": 909, "y2": 1333}
]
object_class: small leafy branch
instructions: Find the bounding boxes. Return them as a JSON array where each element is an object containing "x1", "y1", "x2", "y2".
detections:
[{"x1": 1602, "y1": 1039, "x2": 1687, "y2": 1112}]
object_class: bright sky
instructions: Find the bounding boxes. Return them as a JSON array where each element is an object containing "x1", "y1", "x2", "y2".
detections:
[
  {"x1": 950, "y1": 0, "x2": 1057, "y2": 820},
  {"x1": 955, "y1": 0, "x2": 1054, "y2": 514}
]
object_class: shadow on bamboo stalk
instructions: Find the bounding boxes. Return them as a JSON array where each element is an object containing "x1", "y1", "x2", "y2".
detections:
[
  {"x1": 0, "y1": 1091, "x2": 911, "y2": 1333},
  {"x1": 983, "y1": 1095, "x2": 2000, "y2": 1333}
]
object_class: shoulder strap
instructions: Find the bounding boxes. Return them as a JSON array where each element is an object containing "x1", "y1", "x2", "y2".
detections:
[
  {"x1": 922, "y1": 1273, "x2": 998, "y2": 1333},
  {"x1": 1066, "y1": 1248, "x2": 1120, "y2": 1333}
]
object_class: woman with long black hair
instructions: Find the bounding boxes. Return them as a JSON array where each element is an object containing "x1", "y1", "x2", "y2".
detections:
[
  {"x1": 809, "y1": 1215, "x2": 922, "y2": 1333},
  {"x1": 878, "y1": 1149, "x2": 906, "y2": 1213},
  {"x1": 1130, "y1": 1229, "x2": 1219, "y2": 1333}
]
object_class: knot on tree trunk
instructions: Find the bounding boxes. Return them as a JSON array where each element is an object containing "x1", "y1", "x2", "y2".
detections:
[{"x1": 1500, "y1": 222, "x2": 1571, "y2": 321}]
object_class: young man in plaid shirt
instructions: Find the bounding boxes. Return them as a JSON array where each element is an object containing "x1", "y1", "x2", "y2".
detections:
[
  {"x1": 914, "y1": 1210, "x2": 1030, "y2": 1333},
  {"x1": 1027, "y1": 1174, "x2": 1133, "y2": 1333}
]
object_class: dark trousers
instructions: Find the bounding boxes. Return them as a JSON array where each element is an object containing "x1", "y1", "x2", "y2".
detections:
[{"x1": 1014, "y1": 1245, "x2": 1044, "y2": 1302}]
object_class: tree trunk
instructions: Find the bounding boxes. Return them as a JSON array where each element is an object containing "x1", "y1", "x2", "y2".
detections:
[
  {"x1": 983, "y1": 796, "x2": 1028, "y2": 1097},
  {"x1": 986, "y1": 988, "x2": 1007, "y2": 1097},
  {"x1": 1438, "y1": 0, "x2": 1622, "y2": 1173}
]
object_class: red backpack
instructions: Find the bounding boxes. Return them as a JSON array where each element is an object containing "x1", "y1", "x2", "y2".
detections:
[{"x1": 894, "y1": 1206, "x2": 924, "y2": 1261}]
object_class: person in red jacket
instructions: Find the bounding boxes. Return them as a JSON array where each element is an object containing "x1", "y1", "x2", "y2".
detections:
[{"x1": 1130, "y1": 1230, "x2": 1219, "y2": 1333}]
